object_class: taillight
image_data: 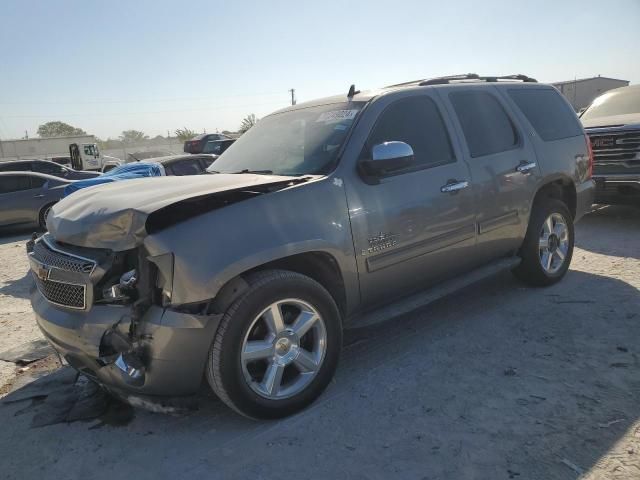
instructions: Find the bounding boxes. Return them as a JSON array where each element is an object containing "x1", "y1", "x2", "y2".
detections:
[{"x1": 585, "y1": 133, "x2": 594, "y2": 179}]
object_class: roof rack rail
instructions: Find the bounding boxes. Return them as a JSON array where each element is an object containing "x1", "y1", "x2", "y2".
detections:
[{"x1": 385, "y1": 74, "x2": 538, "y2": 89}]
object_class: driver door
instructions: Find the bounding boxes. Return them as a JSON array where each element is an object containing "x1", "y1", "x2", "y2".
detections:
[{"x1": 344, "y1": 94, "x2": 480, "y2": 306}]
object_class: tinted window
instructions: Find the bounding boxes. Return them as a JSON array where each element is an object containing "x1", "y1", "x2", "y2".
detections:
[
  {"x1": 509, "y1": 88, "x2": 582, "y2": 141},
  {"x1": 31, "y1": 176, "x2": 47, "y2": 188},
  {"x1": 0, "y1": 176, "x2": 31, "y2": 194},
  {"x1": 168, "y1": 159, "x2": 203, "y2": 176},
  {"x1": 0, "y1": 162, "x2": 29, "y2": 172},
  {"x1": 32, "y1": 161, "x2": 64, "y2": 175},
  {"x1": 366, "y1": 96, "x2": 454, "y2": 170},
  {"x1": 450, "y1": 91, "x2": 518, "y2": 157}
]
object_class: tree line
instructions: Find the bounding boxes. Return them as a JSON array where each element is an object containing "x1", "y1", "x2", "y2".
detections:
[{"x1": 34, "y1": 113, "x2": 258, "y2": 146}]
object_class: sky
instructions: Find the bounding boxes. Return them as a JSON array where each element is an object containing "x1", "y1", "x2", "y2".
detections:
[{"x1": 1, "y1": 0, "x2": 639, "y2": 140}]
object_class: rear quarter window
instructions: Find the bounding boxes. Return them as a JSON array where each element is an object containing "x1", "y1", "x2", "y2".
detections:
[
  {"x1": 449, "y1": 91, "x2": 518, "y2": 158},
  {"x1": 508, "y1": 88, "x2": 583, "y2": 141}
]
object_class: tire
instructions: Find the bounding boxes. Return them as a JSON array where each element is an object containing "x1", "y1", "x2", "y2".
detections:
[
  {"x1": 39, "y1": 203, "x2": 55, "y2": 230},
  {"x1": 206, "y1": 270, "x2": 342, "y2": 419},
  {"x1": 513, "y1": 198, "x2": 574, "y2": 286}
]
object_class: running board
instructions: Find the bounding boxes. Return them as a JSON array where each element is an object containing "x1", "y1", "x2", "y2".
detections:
[{"x1": 349, "y1": 256, "x2": 521, "y2": 329}]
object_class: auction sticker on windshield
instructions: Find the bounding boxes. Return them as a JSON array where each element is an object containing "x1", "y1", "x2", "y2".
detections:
[{"x1": 316, "y1": 109, "x2": 359, "y2": 124}]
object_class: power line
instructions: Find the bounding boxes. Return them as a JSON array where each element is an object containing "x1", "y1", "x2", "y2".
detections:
[{"x1": 0, "y1": 92, "x2": 285, "y2": 106}]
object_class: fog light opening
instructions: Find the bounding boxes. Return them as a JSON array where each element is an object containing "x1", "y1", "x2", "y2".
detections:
[{"x1": 115, "y1": 352, "x2": 146, "y2": 383}]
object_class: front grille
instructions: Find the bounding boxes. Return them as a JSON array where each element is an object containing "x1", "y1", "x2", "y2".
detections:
[
  {"x1": 32, "y1": 240, "x2": 95, "y2": 273},
  {"x1": 30, "y1": 237, "x2": 96, "y2": 309},
  {"x1": 34, "y1": 276, "x2": 86, "y2": 309},
  {"x1": 589, "y1": 130, "x2": 640, "y2": 174}
]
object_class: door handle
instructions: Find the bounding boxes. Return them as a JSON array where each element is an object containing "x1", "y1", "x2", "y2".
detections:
[
  {"x1": 440, "y1": 180, "x2": 469, "y2": 194},
  {"x1": 516, "y1": 161, "x2": 537, "y2": 174},
  {"x1": 33, "y1": 194, "x2": 45, "y2": 198}
]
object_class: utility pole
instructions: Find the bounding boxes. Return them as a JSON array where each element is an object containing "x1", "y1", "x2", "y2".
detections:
[
  {"x1": 289, "y1": 88, "x2": 296, "y2": 106},
  {"x1": 24, "y1": 130, "x2": 28, "y2": 139}
]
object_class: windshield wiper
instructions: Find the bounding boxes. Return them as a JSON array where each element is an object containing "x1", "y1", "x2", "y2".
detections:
[{"x1": 232, "y1": 169, "x2": 273, "y2": 175}]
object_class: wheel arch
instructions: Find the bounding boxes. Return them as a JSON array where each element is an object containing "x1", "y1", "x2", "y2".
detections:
[
  {"x1": 532, "y1": 176, "x2": 577, "y2": 219},
  {"x1": 209, "y1": 251, "x2": 349, "y2": 318}
]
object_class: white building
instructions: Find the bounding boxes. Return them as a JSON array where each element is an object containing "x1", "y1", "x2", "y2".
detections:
[{"x1": 552, "y1": 76, "x2": 629, "y2": 112}]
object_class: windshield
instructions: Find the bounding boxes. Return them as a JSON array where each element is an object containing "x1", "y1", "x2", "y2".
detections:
[
  {"x1": 581, "y1": 87, "x2": 640, "y2": 120},
  {"x1": 208, "y1": 102, "x2": 364, "y2": 176}
]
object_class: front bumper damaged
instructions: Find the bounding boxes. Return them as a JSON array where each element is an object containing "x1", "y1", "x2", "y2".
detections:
[{"x1": 31, "y1": 285, "x2": 222, "y2": 399}]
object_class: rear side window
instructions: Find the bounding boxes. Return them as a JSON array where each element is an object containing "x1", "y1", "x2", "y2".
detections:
[
  {"x1": 509, "y1": 88, "x2": 582, "y2": 141},
  {"x1": 0, "y1": 162, "x2": 29, "y2": 172},
  {"x1": 367, "y1": 96, "x2": 455, "y2": 171},
  {"x1": 450, "y1": 91, "x2": 518, "y2": 157},
  {"x1": 168, "y1": 159, "x2": 203, "y2": 176},
  {"x1": 0, "y1": 175, "x2": 31, "y2": 194}
]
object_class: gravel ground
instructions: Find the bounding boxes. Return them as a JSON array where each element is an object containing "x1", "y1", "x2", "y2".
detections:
[{"x1": 0, "y1": 205, "x2": 638, "y2": 479}]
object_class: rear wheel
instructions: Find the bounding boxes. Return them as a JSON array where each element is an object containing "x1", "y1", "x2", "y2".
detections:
[
  {"x1": 513, "y1": 198, "x2": 574, "y2": 286},
  {"x1": 206, "y1": 270, "x2": 342, "y2": 419}
]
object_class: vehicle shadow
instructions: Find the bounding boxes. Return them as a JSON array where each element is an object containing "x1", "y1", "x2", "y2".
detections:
[
  {"x1": 0, "y1": 227, "x2": 37, "y2": 246},
  {"x1": 576, "y1": 204, "x2": 640, "y2": 259},
  {"x1": 0, "y1": 268, "x2": 638, "y2": 479},
  {"x1": 0, "y1": 271, "x2": 32, "y2": 300}
]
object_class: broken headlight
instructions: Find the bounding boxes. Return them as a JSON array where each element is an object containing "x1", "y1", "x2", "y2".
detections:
[{"x1": 102, "y1": 269, "x2": 137, "y2": 303}]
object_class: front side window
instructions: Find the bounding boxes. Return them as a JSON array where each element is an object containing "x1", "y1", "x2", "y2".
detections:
[
  {"x1": 509, "y1": 88, "x2": 582, "y2": 141},
  {"x1": 33, "y1": 161, "x2": 63, "y2": 175},
  {"x1": 83, "y1": 144, "x2": 97, "y2": 156},
  {"x1": 365, "y1": 96, "x2": 455, "y2": 171},
  {"x1": 0, "y1": 175, "x2": 31, "y2": 194},
  {"x1": 450, "y1": 91, "x2": 518, "y2": 157},
  {"x1": 209, "y1": 102, "x2": 364, "y2": 176}
]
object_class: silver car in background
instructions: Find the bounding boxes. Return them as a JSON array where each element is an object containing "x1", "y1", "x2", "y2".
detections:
[{"x1": 0, "y1": 172, "x2": 70, "y2": 230}]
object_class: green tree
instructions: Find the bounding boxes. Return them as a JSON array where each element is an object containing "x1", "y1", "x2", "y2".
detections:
[
  {"x1": 37, "y1": 121, "x2": 86, "y2": 137},
  {"x1": 119, "y1": 130, "x2": 149, "y2": 144},
  {"x1": 239, "y1": 114, "x2": 257, "y2": 134},
  {"x1": 174, "y1": 127, "x2": 197, "y2": 142}
]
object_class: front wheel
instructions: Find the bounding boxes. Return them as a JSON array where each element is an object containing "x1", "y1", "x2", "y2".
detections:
[
  {"x1": 513, "y1": 198, "x2": 574, "y2": 286},
  {"x1": 206, "y1": 270, "x2": 342, "y2": 419}
]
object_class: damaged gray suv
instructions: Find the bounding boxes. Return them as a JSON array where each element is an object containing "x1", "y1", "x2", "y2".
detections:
[{"x1": 28, "y1": 74, "x2": 594, "y2": 419}]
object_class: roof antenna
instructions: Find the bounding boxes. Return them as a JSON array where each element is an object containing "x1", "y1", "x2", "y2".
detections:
[{"x1": 347, "y1": 84, "x2": 360, "y2": 99}]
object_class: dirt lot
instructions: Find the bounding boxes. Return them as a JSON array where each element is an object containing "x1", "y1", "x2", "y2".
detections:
[{"x1": 0, "y1": 205, "x2": 638, "y2": 479}]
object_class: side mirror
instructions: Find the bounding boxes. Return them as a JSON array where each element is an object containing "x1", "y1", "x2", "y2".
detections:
[{"x1": 361, "y1": 141, "x2": 415, "y2": 177}]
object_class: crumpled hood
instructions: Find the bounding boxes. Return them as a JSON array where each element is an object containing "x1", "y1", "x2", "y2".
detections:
[
  {"x1": 47, "y1": 173, "x2": 298, "y2": 250},
  {"x1": 581, "y1": 113, "x2": 640, "y2": 129}
]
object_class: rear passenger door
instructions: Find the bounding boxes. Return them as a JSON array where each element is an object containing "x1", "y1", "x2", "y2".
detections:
[
  {"x1": 442, "y1": 88, "x2": 541, "y2": 260},
  {"x1": 0, "y1": 175, "x2": 40, "y2": 226}
]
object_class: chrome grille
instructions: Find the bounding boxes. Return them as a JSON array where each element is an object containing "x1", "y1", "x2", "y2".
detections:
[
  {"x1": 34, "y1": 276, "x2": 86, "y2": 309},
  {"x1": 590, "y1": 130, "x2": 640, "y2": 171},
  {"x1": 32, "y1": 240, "x2": 95, "y2": 273}
]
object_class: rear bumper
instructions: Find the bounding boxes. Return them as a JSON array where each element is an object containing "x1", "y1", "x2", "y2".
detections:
[
  {"x1": 593, "y1": 175, "x2": 640, "y2": 205},
  {"x1": 31, "y1": 283, "x2": 222, "y2": 398},
  {"x1": 575, "y1": 179, "x2": 596, "y2": 221}
]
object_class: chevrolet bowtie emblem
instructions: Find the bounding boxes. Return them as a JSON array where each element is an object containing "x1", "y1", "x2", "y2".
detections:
[{"x1": 35, "y1": 264, "x2": 50, "y2": 281}]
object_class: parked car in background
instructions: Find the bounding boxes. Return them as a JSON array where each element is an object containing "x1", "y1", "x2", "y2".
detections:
[
  {"x1": 29, "y1": 74, "x2": 594, "y2": 419},
  {"x1": 149, "y1": 153, "x2": 218, "y2": 175},
  {"x1": 127, "y1": 150, "x2": 175, "y2": 162},
  {"x1": 581, "y1": 84, "x2": 640, "y2": 205},
  {"x1": 0, "y1": 172, "x2": 69, "y2": 229},
  {"x1": 0, "y1": 159, "x2": 100, "y2": 180},
  {"x1": 184, "y1": 133, "x2": 231, "y2": 154},
  {"x1": 101, "y1": 150, "x2": 176, "y2": 173},
  {"x1": 69, "y1": 154, "x2": 218, "y2": 196},
  {"x1": 202, "y1": 138, "x2": 236, "y2": 155},
  {"x1": 64, "y1": 162, "x2": 165, "y2": 197}
]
